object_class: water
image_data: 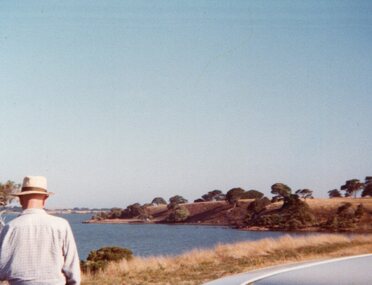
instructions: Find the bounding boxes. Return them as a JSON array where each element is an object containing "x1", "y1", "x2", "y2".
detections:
[
  {"x1": 5, "y1": 214, "x2": 305, "y2": 260},
  {"x1": 66, "y1": 214, "x2": 306, "y2": 259}
]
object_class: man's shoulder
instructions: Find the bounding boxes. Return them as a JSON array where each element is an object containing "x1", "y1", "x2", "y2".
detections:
[
  {"x1": 7, "y1": 211, "x2": 71, "y2": 229},
  {"x1": 45, "y1": 213, "x2": 71, "y2": 225}
]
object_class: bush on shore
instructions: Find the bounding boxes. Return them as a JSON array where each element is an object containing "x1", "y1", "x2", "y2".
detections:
[
  {"x1": 324, "y1": 203, "x2": 366, "y2": 231},
  {"x1": 81, "y1": 234, "x2": 372, "y2": 285},
  {"x1": 81, "y1": 246, "x2": 133, "y2": 274},
  {"x1": 167, "y1": 205, "x2": 190, "y2": 222},
  {"x1": 246, "y1": 194, "x2": 315, "y2": 230}
]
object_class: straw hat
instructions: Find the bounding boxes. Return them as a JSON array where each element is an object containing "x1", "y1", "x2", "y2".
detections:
[{"x1": 12, "y1": 176, "x2": 54, "y2": 196}]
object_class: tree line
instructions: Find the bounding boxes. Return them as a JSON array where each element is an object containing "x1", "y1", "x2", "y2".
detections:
[
  {"x1": 1, "y1": 176, "x2": 371, "y2": 211},
  {"x1": 328, "y1": 177, "x2": 372, "y2": 198}
]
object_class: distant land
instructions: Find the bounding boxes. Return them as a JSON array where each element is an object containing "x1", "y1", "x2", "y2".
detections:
[
  {"x1": 3, "y1": 206, "x2": 109, "y2": 215},
  {"x1": 84, "y1": 198, "x2": 372, "y2": 233},
  {"x1": 4, "y1": 178, "x2": 371, "y2": 233}
]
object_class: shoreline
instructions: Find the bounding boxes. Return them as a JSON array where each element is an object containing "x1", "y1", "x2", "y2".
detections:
[
  {"x1": 83, "y1": 218, "x2": 372, "y2": 233},
  {"x1": 83, "y1": 198, "x2": 372, "y2": 233},
  {"x1": 83, "y1": 218, "x2": 148, "y2": 224},
  {"x1": 83, "y1": 218, "x2": 230, "y2": 227}
]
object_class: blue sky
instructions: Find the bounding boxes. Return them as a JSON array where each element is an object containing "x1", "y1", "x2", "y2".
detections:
[{"x1": 1, "y1": 1, "x2": 371, "y2": 208}]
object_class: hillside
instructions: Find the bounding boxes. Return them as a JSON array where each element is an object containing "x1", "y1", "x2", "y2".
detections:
[{"x1": 86, "y1": 198, "x2": 372, "y2": 233}]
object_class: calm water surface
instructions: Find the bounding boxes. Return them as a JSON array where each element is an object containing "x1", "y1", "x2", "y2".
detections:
[{"x1": 5, "y1": 214, "x2": 306, "y2": 259}]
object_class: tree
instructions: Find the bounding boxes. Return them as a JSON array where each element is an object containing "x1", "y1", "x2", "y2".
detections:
[
  {"x1": 271, "y1": 183, "x2": 291, "y2": 201},
  {"x1": 328, "y1": 189, "x2": 342, "y2": 198},
  {"x1": 214, "y1": 193, "x2": 226, "y2": 201},
  {"x1": 271, "y1": 183, "x2": 311, "y2": 215},
  {"x1": 0, "y1": 180, "x2": 20, "y2": 206},
  {"x1": 169, "y1": 195, "x2": 188, "y2": 205},
  {"x1": 168, "y1": 195, "x2": 188, "y2": 209},
  {"x1": 151, "y1": 197, "x2": 167, "y2": 206},
  {"x1": 167, "y1": 205, "x2": 190, "y2": 222},
  {"x1": 108, "y1": 208, "x2": 123, "y2": 219},
  {"x1": 365, "y1": 176, "x2": 372, "y2": 184},
  {"x1": 361, "y1": 177, "x2": 372, "y2": 197},
  {"x1": 226, "y1": 188, "x2": 246, "y2": 206},
  {"x1": 241, "y1": 189, "x2": 264, "y2": 200},
  {"x1": 201, "y1": 190, "x2": 225, "y2": 201},
  {"x1": 340, "y1": 179, "x2": 364, "y2": 198},
  {"x1": 295, "y1": 189, "x2": 314, "y2": 200},
  {"x1": 362, "y1": 185, "x2": 372, "y2": 197},
  {"x1": 194, "y1": 198, "x2": 205, "y2": 203},
  {"x1": 93, "y1": 212, "x2": 108, "y2": 220},
  {"x1": 247, "y1": 194, "x2": 315, "y2": 230},
  {"x1": 121, "y1": 203, "x2": 150, "y2": 219}
]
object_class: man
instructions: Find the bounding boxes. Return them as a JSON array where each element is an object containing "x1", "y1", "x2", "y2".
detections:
[{"x1": 0, "y1": 176, "x2": 80, "y2": 285}]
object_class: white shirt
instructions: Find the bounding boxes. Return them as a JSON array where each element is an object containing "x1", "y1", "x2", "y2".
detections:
[{"x1": 0, "y1": 208, "x2": 80, "y2": 285}]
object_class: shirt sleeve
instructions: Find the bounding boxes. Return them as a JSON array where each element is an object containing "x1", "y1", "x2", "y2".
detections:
[
  {"x1": 62, "y1": 222, "x2": 81, "y2": 285},
  {"x1": 0, "y1": 225, "x2": 10, "y2": 281}
]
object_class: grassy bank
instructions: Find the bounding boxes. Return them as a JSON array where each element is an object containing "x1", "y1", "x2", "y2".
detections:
[{"x1": 82, "y1": 234, "x2": 372, "y2": 285}]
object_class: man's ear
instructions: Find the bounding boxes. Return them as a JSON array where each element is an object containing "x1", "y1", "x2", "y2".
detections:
[
  {"x1": 19, "y1": 196, "x2": 25, "y2": 208},
  {"x1": 42, "y1": 195, "x2": 48, "y2": 206}
]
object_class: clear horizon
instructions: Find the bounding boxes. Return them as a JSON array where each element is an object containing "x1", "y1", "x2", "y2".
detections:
[{"x1": 1, "y1": 1, "x2": 371, "y2": 208}]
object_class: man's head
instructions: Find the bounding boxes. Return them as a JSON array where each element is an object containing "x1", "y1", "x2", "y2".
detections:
[
  {"x1": 12, "y1": 176, "x2": 54, "y2": 209},
  {"x1": 19, "y1": 194, "x2": 48, "y2": 210}
]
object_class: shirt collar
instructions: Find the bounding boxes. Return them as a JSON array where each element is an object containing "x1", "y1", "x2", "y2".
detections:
[{"x1": 21, "y1": 208, "x2": 47, "y2": 215}]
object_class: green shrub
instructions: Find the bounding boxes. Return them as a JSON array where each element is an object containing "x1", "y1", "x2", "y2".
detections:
[
  {"x1": 81, "y1": 246, "x2": 133, "y2": 274},
  {"x1": 167, "y1": 205, "x2": 190, "y2": 222}
]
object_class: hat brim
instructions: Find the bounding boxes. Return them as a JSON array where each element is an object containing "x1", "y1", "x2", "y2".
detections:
[{"x1": 11, "y1": 191, "x2": 54, "y2": 197}]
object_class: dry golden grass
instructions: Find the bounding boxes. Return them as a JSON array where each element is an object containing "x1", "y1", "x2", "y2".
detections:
[
  {"x1": 305, "y1": 198, "x2": 372, "y2": 227},
  {"x1": 81, "y1": 234, "x2": 372, "y2": 285},
  {"x1": 306, "y1": 198, "x2": 372, "y2": 211},
  {"x1": 262, "y1": 198, "x2": 372, "y2": 213}
]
